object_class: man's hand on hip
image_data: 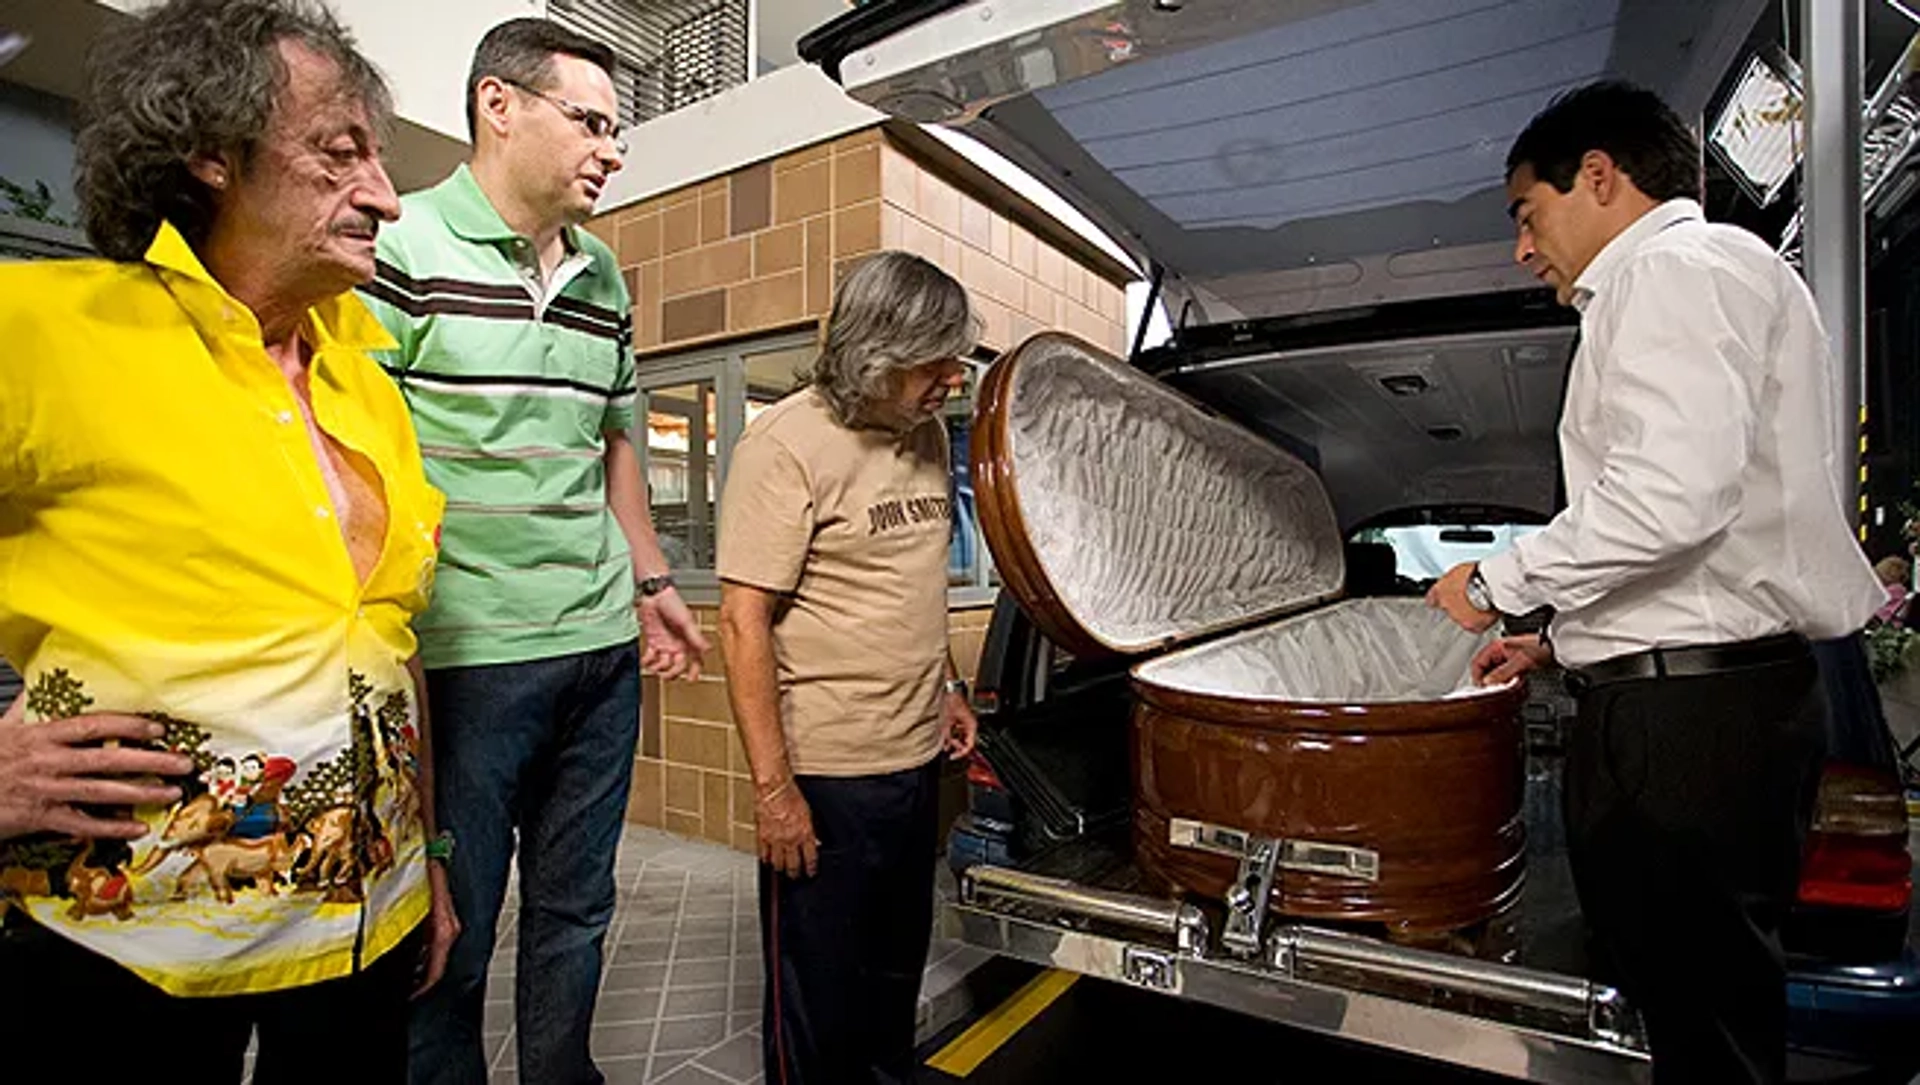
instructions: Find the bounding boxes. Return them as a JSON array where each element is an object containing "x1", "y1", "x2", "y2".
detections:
[
  {"x1": 639, "y1": 587, "x2": 711, "y2": 681},
  {"x1": 0, "y1": 714, "x2": 195, "y2": 841}
]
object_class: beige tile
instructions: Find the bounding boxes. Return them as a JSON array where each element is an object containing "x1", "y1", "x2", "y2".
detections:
[
  {"x1": 1035, "y1": 242, "x2": 1065, "y2": 292},
  {"x1": 731, "y1": 162, "x2": 772, "y2": 235},
  {"x1": 728, "y1": 271, "x2": 806, "y2": 332},
  {"x1": 661, "y1": 289, "x2": 726, "y2": 342},
  {"x1": 662, "y1": 238, "x2": 753, "y2": 297},
  {"x1": 833, "y1": 145, "x2": 881, "y2": 207},
  {"x1": 731, "y1": 823, "x2": 759, "y2": 854},
  {"x1": 775, "y1": 159, "x2": 832, "y2": 224},
  {"x1": 804, "y1": 215, "x2": 833, "y2": 314},
  {"x1": 702, "y1": 771, "x2": 732, "y2": 844},
  {"x1": 960, "y1": 247, "x2": 1000, "y2": 304},
  {"x1": 1008, "y1": 310, "x2": 1042, "y2": 350},
  {"x1": 627, "y1": 757, "x2": 664, "y2": 827},
  {"x1": 662, "y1": 198, "x2": 701, "y2": 255},
  {"x1": 832, "y1": 202, "x2": 881, "y2": 260},
  {"x1": 700, "y1": 191, "x2": 729, "y2": 245},
  {"x1": 900, "y1": 214, "x2": 941, "y2": 264},
  {"x1": 880, "y1": 147, "x2": 918, "y2": 211},
  {"x1": 754, "y1": 222, "x2": 804, "y2": 276},
  {"x1": 666, "y1": 763, "x2": 702, "y2": 815},
  {"x1": 917, "y1": 170, "x2": 961, "y2": 236},
  {"x1": 976, "y1": 296, "x2": 1012, "y2": 353},
  {"x1": 1024, "y1": 278, "x2": 1058, "y2": 325},
  {"x1": 776, "y1": 140, "x2": 833, "y2": 173},
  {"x1": 989, "y1": 214, "x2": 1011, "y2": 265},
  {"x1": 836, "y1": 126, "x2": 881, "y2": 151},
  {"x1": 664, "y1": 719, "x2": 732, "y2": 772},
  {"x1": 958, "y1": 196, "x2": 991, "y2": 252},
  {"x1": 664, "y1": 810, "x2": 704, "y2": 839},
  {"x1": 641, "y1": 671, "x2": 663, "y2": 758},
  {"x1": 1008, "y1": 223, "x2": 1038, "y2": 278},
  {"x1": 727, "y1": 729, "x2": 751, "y2": 776},
  {"x1": 730, "y1": 775, "x2": 756, "y2": 825},
  {"x1": 617, "y1": 213, "x2": 661, "y2": 264},
  {"x1": 941, "y1": 234, "x2": 966, "y2": 280},
  {"x1": 662, "y1": 679, "x2": 734, "y2": 724},
  {"x1": 636, "y1": 263, "x2": 662, "y2": 350},
  {"x1": 699, "y1": 178, "x2": 727, "y2": 198},
  {"x1": 880, "y1": 207, "x2": 905, "y2": 252}
]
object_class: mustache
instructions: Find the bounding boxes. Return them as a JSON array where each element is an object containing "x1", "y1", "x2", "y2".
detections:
[{"x1": 331, "y1": 215, "x2": 380, "y2": 239}]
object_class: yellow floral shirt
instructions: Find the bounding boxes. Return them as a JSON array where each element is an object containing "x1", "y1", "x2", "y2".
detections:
[{"x1": 0, "y1": 222, "x2": 444, "y2": 996}]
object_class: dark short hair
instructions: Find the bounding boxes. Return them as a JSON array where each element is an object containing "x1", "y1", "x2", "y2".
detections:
[
  {"x1": 1505, "y1": 80, "x2": 1702, "y2": 203},
  {"x1": 74, "y1": 0, "x2": 392, "y2": 262},
  {"x1": 466, "y1": 18, "x2": 618, "y2": 141}
]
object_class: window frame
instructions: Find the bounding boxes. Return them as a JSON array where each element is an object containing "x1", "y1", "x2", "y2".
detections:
[{"x1": 633, "y1": 331, "x2": 1000, "y2": 609}]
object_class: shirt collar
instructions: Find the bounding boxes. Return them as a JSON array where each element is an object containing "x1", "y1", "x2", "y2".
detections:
[
  {"x1": 1569, "y1": 198, "x2": 1703, "y2": 311},
  {"x1": 143, "y1": 219, "x2": 397, "y2": 354},
  {"x1": 433, "y1": 163, "x2": 596, "y2": 272}
]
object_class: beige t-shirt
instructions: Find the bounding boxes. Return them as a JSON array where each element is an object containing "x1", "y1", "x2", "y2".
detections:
[{"x1": 716, "y1": 388, "x2": 950, "y2": 776}]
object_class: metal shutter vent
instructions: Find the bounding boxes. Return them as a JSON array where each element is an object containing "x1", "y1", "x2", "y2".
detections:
[{"x1": 547, "y1": 0, "x2": 750, "y2": 125}]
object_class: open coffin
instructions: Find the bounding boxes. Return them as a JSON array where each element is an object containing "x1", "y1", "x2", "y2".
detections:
[{"x1": 972, "y1": 333, "x2": 1526, "y2": 933}]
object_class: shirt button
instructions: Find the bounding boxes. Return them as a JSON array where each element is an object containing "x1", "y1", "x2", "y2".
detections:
[
  {"x1": 315, "y1": 506, "x2": 331, "y2": 519},
  {"x1": 276, "y1": 411, "x2": 294, "y2": 425}
]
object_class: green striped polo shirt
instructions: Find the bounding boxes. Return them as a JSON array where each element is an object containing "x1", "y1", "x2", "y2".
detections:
[{"x1": 359, "y1": 164, "x2": 639, "y2": 669}]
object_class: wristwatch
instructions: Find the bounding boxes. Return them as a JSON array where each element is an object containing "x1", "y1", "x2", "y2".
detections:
[
  {"x1": 637, "y1": 574, "x2": 676, "y2": 598},
  {"x1": 1465, "y1": 565, "x2": 1495, "y2": 613},
  {"x1": 943, "y1": 678, "x2": 969, "y2": 699}
]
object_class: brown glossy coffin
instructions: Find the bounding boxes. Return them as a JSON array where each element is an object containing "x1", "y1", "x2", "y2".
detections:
[{"x1": 972, "y1": 333, "x2": 1526, "y2": 932}]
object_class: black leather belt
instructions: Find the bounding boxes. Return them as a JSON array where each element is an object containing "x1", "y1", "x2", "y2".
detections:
[{"x1": 1564, "y1": 633, "x2": 1809, "y2": 696}]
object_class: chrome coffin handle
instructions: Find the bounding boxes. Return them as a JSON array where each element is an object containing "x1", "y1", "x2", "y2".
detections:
[{"x1": 1168, "y1": 818, "x2": 1382, "y2": 959}]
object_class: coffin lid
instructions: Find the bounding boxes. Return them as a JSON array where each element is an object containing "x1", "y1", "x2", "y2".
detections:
[{"x1": 973, "y1": 332, "x2": 1343, "y2": 659}]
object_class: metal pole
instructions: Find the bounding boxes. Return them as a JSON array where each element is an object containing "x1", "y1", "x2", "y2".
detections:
[{"x1": 1801, "y1": 0, "x2": 1867, "y2": 520}]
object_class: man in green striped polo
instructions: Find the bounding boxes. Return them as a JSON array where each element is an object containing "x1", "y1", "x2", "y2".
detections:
[{"x1": 357, "y1": 19, "x2": 707, "y2": 1085}]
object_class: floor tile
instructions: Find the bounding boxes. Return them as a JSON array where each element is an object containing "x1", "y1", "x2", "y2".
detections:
[
  {"x1": 696, "y1": 1032, "x2": 763, "y2": 1082},
  {"x1": 654, "y1": 1063, "x2": 733, "y2": 1085},
  {"x1": 595, "y1": 988, "x2": 663, "y2": 1024},
  {"x1": 668, "y1": 958, "x2": 731, "y2": 987},
  {"x1": 654, "y1": 1014, "x2": 727, "y2": 1054},
  {"x1": 660, "y1": 985, "x2": 730, "y2": 1017},
  {"x1": 590, "y1": 1021, "x2": 656, "y2": 1061}
]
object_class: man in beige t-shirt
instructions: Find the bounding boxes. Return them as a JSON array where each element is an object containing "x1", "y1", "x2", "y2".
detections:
[{"x1": 717, "y1": 251, "x2": 979, "y2": 1084}]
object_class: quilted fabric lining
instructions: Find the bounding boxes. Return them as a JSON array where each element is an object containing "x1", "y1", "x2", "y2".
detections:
[
  {"x1": 1132, "y1": 597, "x2": 1505, "y2": 702},
  {"x1": 1006, "y1": 336, "x2": 1344, "y2": 653}
]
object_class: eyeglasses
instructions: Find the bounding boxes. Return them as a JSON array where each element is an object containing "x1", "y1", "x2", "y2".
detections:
[{"x1": 502, "y1": 79, "x2": 628, "y2": 155}]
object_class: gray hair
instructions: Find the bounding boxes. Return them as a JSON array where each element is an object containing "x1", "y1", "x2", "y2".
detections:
[
  {"x1": 74, "y1": 0, "x2": 392, "y2": 262},
  {"x1": 806, "y1": 251, "x2": 978, "y2": 427},
  {"x1": 466, "y1": 18, "x2": 617, "y2": 141}
]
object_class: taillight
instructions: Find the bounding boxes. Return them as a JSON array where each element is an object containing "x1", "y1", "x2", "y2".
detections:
[
  {"x1": 966, "y1": 752, "x2": 1005, "y2": 791},
  {"x1": 1797, "y1": 765, "x2": 1912, "y2": 912}
]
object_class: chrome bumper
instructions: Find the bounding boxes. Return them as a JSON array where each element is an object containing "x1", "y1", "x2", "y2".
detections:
[{"x1": 956, "y1": 865, "x2": 1651, "y2": 1084}]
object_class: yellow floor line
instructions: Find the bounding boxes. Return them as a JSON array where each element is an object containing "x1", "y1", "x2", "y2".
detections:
[{"x1": 924, "y1": 967, "x2": 1080, "y2": 1078}]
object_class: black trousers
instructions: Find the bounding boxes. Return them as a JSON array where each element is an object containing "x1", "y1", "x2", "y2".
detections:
[
  {"x1": 760, "y1": 757, "x2": 943, "y2": 1085},
  {"x1": 0, "y1": 911, "x2": 421, "y2": 1084},
  {"x1": 1565, "y1": 650, "x2": 1827, "y2": 1084}
]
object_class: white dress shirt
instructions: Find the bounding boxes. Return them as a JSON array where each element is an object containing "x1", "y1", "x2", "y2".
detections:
[{"x1": 1477, "y1": 199, "x2": 1882, "y2": 668}]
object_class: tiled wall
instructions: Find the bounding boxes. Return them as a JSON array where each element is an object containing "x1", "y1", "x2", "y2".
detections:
[
  {"x1": 627, "y1": 606, "x2": 997, "y2": 853},
  {"x1": 586, "y1": 124, "x2": 1131, "y2": 358}
]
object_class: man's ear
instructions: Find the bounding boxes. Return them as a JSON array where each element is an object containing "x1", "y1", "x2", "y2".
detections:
[
  {"x1": 474, "y1": 75, "x2": 515, "y2": 140},
  {"x1": 1581, "y1": 149, "x2": 1627, "y2": 206},
  {"x1": 187, "y1": 151, "x2": 235, "y2": 193}
]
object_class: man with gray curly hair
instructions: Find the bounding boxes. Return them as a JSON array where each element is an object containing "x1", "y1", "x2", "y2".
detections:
[
  {"x1": 717, "y1": 250, "x2": 982, "y2": 1083},
  {"x1": 0, "y1": 1, "x2": 452, "y2": 1080}
]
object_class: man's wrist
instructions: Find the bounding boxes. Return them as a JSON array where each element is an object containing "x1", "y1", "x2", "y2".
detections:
[{"x1": 636, "y1": 573, "x2": 677, "y2": 598}]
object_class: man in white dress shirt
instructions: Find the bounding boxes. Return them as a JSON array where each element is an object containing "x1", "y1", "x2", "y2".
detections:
[{"x1": 1427, "y1": 81, "x2": 1883, "y2": 1083}]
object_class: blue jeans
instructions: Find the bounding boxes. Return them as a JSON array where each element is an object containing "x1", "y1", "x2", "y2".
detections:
[{"x1": 409, "y1": 640, "x2": 640, "y2": 1085}]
